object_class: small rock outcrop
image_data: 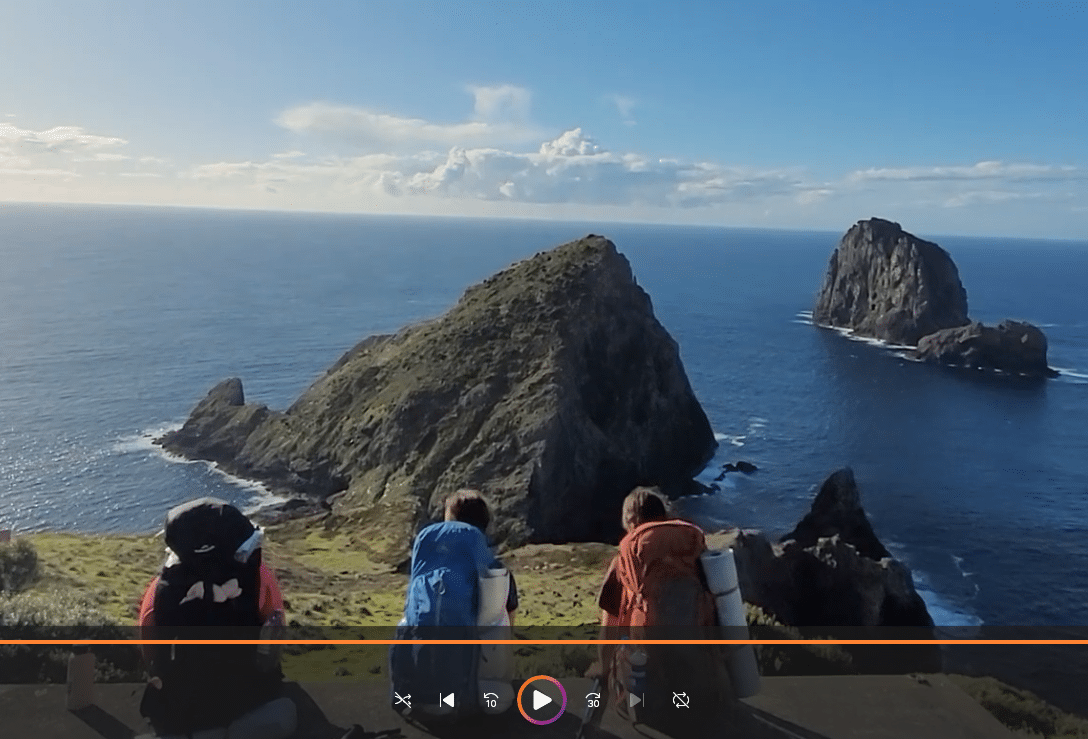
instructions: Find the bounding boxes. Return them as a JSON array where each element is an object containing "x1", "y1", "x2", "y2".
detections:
[
  {"x1": 713, "y1": 468, "x2": 933, "y2": 632},
  {"x1": 159, "y1": 235, "x2": 717, "y2": 550},
  {"x1": 780, "y1": 467, "x2": 889, "y2": 561},
  {"x1": 814, "y1": 218, "x2": 970, "y2": 346},
  {"x1": 815, "y1": 218, "x2": 1055, "y2": 377},
  {"x1": 914, "y1": 320, "x2": 1058, "y2": 378}
]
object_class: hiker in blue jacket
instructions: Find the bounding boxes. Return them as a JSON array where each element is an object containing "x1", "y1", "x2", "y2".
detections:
[
  {"x1": 390, "y1": 489, "x2": 518, "y2": 718},
  {"x1": 442, "y1": 489, "x2": 518, "y2": 622}
]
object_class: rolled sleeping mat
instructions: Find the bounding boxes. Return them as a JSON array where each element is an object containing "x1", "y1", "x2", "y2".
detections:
[
  {"x1": 478, "y1": 570, "x2": 514, "y2": 688},
  {"x1": 701, "y1": 549, "x2": 761, "y2": 698},
  {"x1": 478, "y1": 625, "x2": 514, "y2": 680},
  {"x1": 478, "y1": 679, "x2": 515, "y2": 715},
  {"x1": 728, "y1": 639, "x2": 762, "y2": 700},
  {"x1": 478, "y1": 568, "x2": 510, "y2": 627},
  {"x1": 700, "y1": 548, "x2": 739, "y2": 596},
  {"x1": 714, "y1": 593, "x2": 748, "y2": 635}
]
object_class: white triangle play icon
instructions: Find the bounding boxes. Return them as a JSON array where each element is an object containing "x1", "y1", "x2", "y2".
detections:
[
  {"x1": 532, "y1": 690, "x2": 553, "y2": 711},
  {"x1": 628, "y1": 692, "x2": 642, "y2": 709}
]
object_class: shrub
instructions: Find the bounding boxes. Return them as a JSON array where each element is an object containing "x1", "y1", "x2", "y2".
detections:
[
  {"x1": 0, "y1": 587, "x2": 142, "y2": 683},
  {"x1": 746, "y1": 603, "x2": 855, "y2": 676},
  {"x1": 949, "y1": 675, "x2": 1088, "y2": 739},
  {"x1": 0, "y1": 540, "x2": 38, "y2": 593}
]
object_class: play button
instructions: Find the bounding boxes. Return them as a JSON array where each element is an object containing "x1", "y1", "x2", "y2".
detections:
[
  {"x1": 517, "y1": 675, "x2": 567, "y2": 726},
  {"x1": 533, "y1": 690, "x2": 552, "y2": 711}
]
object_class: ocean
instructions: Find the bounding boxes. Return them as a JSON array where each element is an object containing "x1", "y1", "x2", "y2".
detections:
[{"x1": 1, "y1": 203, "x2": 1086, "y2": 629}]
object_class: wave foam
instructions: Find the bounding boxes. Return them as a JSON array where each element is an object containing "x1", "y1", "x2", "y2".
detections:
[
  {"x1": 119, "y1": 423, "x2": 290, "y2": 515},
  {"x1": 913, "y1": 569, "x2": 983, "y2": 628},
  {"x1": 920, "y1": 588, "x2": 984, "y2": 629},
  {"x1": 815, "y1": 321, "x2": 916, "y2": 351},
  {"x1": 883, "y1": 546, "x2": 983, "y2": 628},
  {"x1": 111, "y1": 423, "x2": 183, "y2": 454},
  {"x1": 950, "y1": 554, "x2": 977, "y2": 580},
  {"x1": 713, "y1": 430, "x2": 748, "y2": 447},
  {"x1": 1054, "y1": 367, "x2": 1088, "y2": 382}
]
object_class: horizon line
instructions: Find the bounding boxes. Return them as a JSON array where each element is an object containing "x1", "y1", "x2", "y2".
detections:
[{"x1": 2, "y1": 199, "x2": 1086, "y2": 245}]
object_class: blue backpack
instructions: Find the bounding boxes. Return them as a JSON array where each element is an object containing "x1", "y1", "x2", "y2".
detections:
[{"x1": 389, "y1": 520, "x2": 497, "y2": 719}]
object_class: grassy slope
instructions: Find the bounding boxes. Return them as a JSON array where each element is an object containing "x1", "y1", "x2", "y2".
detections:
[
  {"x1": 8, "y1": 530, "x2": 1088, "y2": 737},
  {"x1": 16, "y1": 526, "x2": 610, "y2": 684}
]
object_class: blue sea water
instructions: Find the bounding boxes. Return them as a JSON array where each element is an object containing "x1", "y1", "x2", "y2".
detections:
[{"x1": 1, "y1": 203, "x2": 1086, "y2": 629}]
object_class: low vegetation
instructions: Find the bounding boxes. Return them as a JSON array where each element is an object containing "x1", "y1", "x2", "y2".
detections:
[
  {"x1": 0, "y1": 539, "x2": 39, "y2": 593},
  {"x1": 948, "y1": 675, "x2": 1088, "y2": 739}
]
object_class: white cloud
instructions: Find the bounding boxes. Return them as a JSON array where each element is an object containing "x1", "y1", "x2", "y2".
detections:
[
  {"x1": 942, "y1": 190, "x2": 1048, "y2": 208},
  {"x1": 797, "y1": 188, "x2": 834, "y2": 205},
  {"x1": 374, "y1": 128, "x2": 804, "y2": 207},
  {"x1": 181, "y1": 126, "x2": 806, "y2": 212},
  {"x1": 276, "y1": 86, "x2": 542, "y2": 150},
  {"x1": 850, "y1": 161, "x2": 1084, "y2": 183},
  {"x1": 4, "y1": 108, "x2": 1085, "y2": 239},
  {"x1": 539, "y1": 128, "x2": 603, "y2": 158},
  {"x1": 190, "y1": 161, "x2": 260, "y2": 179},
  {"x1": 277, "y1": 103, "x2": 492, "y2": 145},
  {"x1": 73, "y1": 152, "x2": 130, "y2": 162},
  {"x1": 0, "y1": 123, "x2": 127, "y2": 150},
  {"x1": 605, "y1": 94, "x2": 637, "y2": 125},
  {"x1": 468, "y1": 84, "x2": 531, "y2": 122},
  {"x1": 0, "y1": 167, "x2": 80, "y2": 177},
  {"x1": 0, "y1": 122, "x2": 174, "y2": 191}
]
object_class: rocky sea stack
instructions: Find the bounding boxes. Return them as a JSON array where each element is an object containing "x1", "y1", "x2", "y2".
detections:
[
  {"x1": 815, "y1": 218, "x2": 1055, "y2": 377},
  {"x1": 813, "y1": 218, "x2": 969, "y2": 346},
  {"x1": 726, "y1": 468, "x2": 934, "y2": 633},
  {"x1": 915, "y1": 320, "x2": 1058, "y2": 378},
  {"x1": 158, "y1": 235, "x2": 717, "y2": 550}
]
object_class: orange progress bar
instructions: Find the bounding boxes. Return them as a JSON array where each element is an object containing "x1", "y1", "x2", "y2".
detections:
[{"x1": 4, "y1": 639, "x2": 1088, "y2": 645}]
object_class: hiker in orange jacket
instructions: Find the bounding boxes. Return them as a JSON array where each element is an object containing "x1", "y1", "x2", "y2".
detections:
[
  {"x1": 586, "y1": 487, "x2": 728, "y2": 726},
  {"x1": 586, "y1": 487, "x2": 671, "y2": 680}
]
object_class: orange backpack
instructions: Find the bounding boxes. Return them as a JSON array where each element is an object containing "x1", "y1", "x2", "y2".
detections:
[
  {"x1": 614, "y1": 519, "x2": 717, "y2": 630},
  {"x1": 606, "y1": 520, "x2": 735, "y2": 730}
]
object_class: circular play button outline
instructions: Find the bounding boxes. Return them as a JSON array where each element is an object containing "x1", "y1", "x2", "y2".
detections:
[{"x1": 516, "y1": 675, "x2": 568, "y2": 725}]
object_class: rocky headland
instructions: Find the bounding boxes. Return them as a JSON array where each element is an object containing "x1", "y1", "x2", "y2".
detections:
[
  {"x1": 158, "y1": 235, "x2": 718, "y2": 553},
  {"x1": 814, "y1": 218, "x2": 1056, "y2": 377}
]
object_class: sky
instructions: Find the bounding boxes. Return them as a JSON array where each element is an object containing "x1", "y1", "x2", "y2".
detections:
[{"x1": 1, "y1": 0, "x2": 1085, "y2": 238}]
